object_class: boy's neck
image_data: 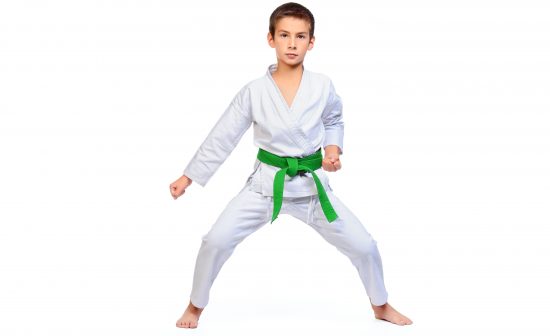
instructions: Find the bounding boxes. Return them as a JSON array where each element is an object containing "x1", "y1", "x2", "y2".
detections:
[{"x1": 273, "y1": 61, "x2": 304, "y2": 80}]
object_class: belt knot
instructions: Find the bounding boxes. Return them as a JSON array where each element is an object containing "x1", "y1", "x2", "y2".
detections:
[{"x1": 286, "y1": 157, "x2": 298, "y2": 177}]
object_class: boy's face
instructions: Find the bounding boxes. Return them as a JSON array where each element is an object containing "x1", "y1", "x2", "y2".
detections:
[{"x1": 267, "y1": 16, "x2": 315, "y2": 68}]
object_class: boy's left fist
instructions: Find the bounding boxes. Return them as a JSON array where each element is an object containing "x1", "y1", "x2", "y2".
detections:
[
  {"x1": 322, "y1": 145, "x2": 342, "y2": 172},
  {"x1": 322, "y1": 155, "x2": 342, "y2": 172}
]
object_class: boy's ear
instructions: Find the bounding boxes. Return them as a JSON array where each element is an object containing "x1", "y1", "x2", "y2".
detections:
[
  {"x1": 267, "y1": 32, "x2": 275, "y2": 47},
  {"x1": 308, "y1": 36, "x2": 315, "y2": 50}
]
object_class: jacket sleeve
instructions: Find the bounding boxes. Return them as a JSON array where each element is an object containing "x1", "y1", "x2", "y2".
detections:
[
  {"x1": 183, "y1": 85, "x2": 252, "y2": 187},
  {"x1": 321, "y1": 80, "x2": 344, "y2": 154}
]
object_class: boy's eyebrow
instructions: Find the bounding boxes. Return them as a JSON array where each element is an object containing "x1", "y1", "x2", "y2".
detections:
[{"x1": 277, "y1": 29, "x2": 309, "y2": 34}]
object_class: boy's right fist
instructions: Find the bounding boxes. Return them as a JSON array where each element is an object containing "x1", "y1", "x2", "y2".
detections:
[{"x1": 170, "y1": 175, "x2": 193, "y2": 200}]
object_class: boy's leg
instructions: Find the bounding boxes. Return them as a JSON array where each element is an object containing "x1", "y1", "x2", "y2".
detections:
[
  {"x1": 287, "y1": 192, "x2": 389, "y2": 306},
  {"x1": 189, "y1": 184, "x2": 271, "y2": 309},
  {"x1": 287, "y1": 192, "x2": 412, "y2": 325}
]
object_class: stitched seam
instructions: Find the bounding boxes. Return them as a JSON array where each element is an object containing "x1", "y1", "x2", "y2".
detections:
[
  {"x1": 307, "y1": 196, "x2": 314, "y2": 226},
  {"x1": 266, "y1": 196, "x2": 272, "y2": 223}
]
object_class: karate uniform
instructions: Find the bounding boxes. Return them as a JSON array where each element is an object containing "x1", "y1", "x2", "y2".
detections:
[{"x1": 183, "y1": 64, "x2": 389, "y2": 308}]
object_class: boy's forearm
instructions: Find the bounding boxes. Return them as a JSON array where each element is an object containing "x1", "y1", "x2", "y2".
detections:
[{"x1": 182, "y1": 90, "x2": 252, "y2": 187}]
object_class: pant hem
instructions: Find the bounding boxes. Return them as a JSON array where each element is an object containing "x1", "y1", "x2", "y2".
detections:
[
  {"x1": 369, "y1": 293, "x2": 388, "y2": 306},
  {"x1": 189, "y1": 296, "x2": 207, "y2": 309}
]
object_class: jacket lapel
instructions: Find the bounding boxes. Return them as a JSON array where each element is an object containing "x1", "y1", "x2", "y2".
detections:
[{"x1": 265, "y1": 64, "x2": 317, "y2": 155}]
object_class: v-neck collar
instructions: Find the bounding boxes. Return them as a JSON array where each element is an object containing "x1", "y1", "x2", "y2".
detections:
[{"x1": 267, "y1": 63, "x2": 306, "y2": 112}]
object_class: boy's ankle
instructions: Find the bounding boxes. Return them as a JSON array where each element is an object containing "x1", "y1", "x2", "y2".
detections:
[{"x1": 189, "y1": 302, "x2": 203, "y2": 310}]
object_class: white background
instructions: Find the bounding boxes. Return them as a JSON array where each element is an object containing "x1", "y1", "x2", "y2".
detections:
[{"x1": 1, "y1": 0, "x2": 549, "y2": 335}]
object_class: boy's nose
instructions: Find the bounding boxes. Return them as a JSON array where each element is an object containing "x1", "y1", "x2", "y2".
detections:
[{"x1": 288, "y1": 39, "x2": 296, "y2": 49}]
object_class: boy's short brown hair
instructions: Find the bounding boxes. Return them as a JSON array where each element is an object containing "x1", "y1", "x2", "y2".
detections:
[{"x1": 269, "y1": 2, "x2": 315, "y2": 39}]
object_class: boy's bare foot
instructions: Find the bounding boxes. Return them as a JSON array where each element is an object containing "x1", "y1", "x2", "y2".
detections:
[
  {"x1": 371, "y1": 302, "x2": 413, "y2": 326},
  {"x1": 175, "y1": 301, "x2": 204, "y2": 328}
]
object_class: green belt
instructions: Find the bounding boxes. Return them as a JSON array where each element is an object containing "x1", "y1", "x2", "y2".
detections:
[{"x1": 256, "y1": 148, "x2": 338, "y2": 224}]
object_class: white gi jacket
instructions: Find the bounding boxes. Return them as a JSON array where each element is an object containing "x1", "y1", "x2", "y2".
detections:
[{"x1": 183, "y1": 63, "x2": 344, "y2": 197}]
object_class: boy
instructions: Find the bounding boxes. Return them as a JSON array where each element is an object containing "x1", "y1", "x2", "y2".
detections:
[{"x1": 170, "y1": 2, "x2": 412, "y2": 328}]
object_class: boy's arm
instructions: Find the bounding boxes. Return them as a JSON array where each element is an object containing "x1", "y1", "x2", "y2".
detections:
[
  {"x1": 322, "y1": 80, "x2": 344, "y2": 155},
  {"x1": 183, "y1": 86, "x2": 252, "y2": 187}
]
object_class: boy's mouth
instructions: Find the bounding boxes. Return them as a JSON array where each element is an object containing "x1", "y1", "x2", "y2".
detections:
[{"x1": 286, "y1": 53, "x2": 298, "y2": 57}]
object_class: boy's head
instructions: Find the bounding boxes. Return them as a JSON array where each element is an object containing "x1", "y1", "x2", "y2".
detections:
[
  {"x1": 267, "y1": 2, "x2": 315, "y2": 67},
  {"x1": 269, "y1": 2, "x2": 315, "y2": 40}
]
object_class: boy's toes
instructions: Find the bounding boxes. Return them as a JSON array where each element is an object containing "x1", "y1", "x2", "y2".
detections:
[
  {"x1": 400, "y1": 318, "x2": 413, "y2": 325},
  {"x1": 176, "y1": 320, "x2": 188, "y2": 328}
]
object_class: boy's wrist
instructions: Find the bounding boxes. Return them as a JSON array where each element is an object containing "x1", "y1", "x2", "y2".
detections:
[{"x1": 324, "y1": 145, "x2": 341, "y2": 157}]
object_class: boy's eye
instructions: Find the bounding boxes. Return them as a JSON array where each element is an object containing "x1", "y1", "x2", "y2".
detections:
[{"x1": 280, "y1": 33, "x2": 287, "y2": 38}]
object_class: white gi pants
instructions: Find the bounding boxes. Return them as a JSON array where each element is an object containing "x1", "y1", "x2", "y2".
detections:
[{"x1": 189, "y1": 182, "x2": 389, "y2": 308}]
